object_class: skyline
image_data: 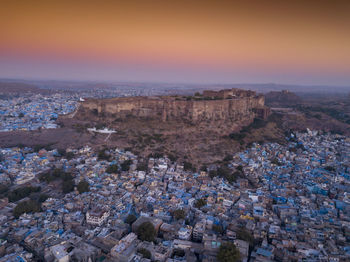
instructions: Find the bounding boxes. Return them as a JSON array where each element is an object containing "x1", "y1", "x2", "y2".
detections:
[{"x1": 1, "y1": 0, "x2": 350, "y2": 85}]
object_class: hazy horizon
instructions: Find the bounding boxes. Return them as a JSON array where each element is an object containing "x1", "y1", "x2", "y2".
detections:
[{"x1": 1, "y1": 0, "x2": 350, "y2": 86}]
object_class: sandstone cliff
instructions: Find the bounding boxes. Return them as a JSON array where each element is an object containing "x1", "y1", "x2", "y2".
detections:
[{"x1": 78, "y1": 88, "x2": 269, "y2": 124}]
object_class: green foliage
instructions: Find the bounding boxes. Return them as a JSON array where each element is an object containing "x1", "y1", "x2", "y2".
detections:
[
  {"x1": 121, "y1": 159, "x2": 133, "y2": 171},
  {"x1": 65, "y1": 151, "x2": 75, "y2": 160},
  {"x1": 183, "y1": 161, "x2": 196, "y2": 172},
  {"x1": 194, "y1": 198, "x2": 207, "y2": 208},
  {"x1": 138, "y1": 248, "x2": 151, "y2": 259},
  {"x1": 223, "y1": 155, "x2": 233, "y2": 162},
  {"x1": 8, "y1": 186, "x2": 41, "y2": 202},
  {"x1": 13, "y1": 200, "x2": 41, "y2": 218},
  {"x1": 0, "y1": 184, "x2": 9, "y2": 197},
  {"x1": 236, "y1": 228, "x2": 254, "y2": 246},
  {"x1": 167, "y1": 154, "x2": 178, "y2": 162},
  {"x1": 106, "y1": 164, "x2": 119, "y2": 174},
  {"x1": 62, "y1": 180, "x2": 75, "y2": 194},
  {"x1": 125, "y1": 214, "x2": 137, "y2": 225},
  {"x1": 213, "y1": 224, "x2": 224, "y2": 234},
  {"x1": 39, "y1": 168, "x2": 72, "y2": 183},
  {"x1": 136, "y1": 222, "x2": 156, "y2": 242},
  {"x1": 324, "y1": 166, "x2": 336, "y2": 172},
  {"x1": 173, "y1": 249, "x2": 185, "y2": 257},
  {"x1": 98, "y1": 149, "x2": 110, "y2": 161},
  {"x1": 229, "y1": 132, "x2": 246, "y2": 141},
  {"x1": 77, "y1": 180, "x2": 89, "y2": 194},
  {"x1": 33, "y1": 143, "x2": 54, "y2": 152},
  {"x1": 173, "y1": 209, "x2": 186, "y2": 220},
  {"x1": 271, "y1": 158, "x2": 282, "y2": 166},
  {"x1": 200, "y1": 165, "x2": 208, "y2": 172},
  {"x1": 57, "y1": 148, "x2": 66, "y2": 156},
  {"x1": 217, "y1": 242, "x2": 241, "y2": 262},
  {"x1": 38, "y1": 194, "x2": 49, "y2": 203},
  {"x1": 136, "y1": 161, "x2": 148, "y2": 172},
  {"x1": 236, "y1": 165, "x2": 243, "y2": 172}
]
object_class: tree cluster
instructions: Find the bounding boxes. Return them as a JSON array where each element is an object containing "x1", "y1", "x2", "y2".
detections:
[
  {"x1": 173, "y1": 209, "x2": 186, "y2": 220},
  {"x1": 121, "y1": 160, "x2": 133, "y2": 171},
  {"x1": 77, "y1": 180, "x2": 90, "y2": 194},
  {"x1": 194, "y1": 198, "x2": 207, "y2": 209},
  {"x1": 183, "y1": 161, "x2": 196, "y2": 172},
  {"x1": 13, "y1": 200, "x2": 41, "y2": 218},
  {"x1": 217, "y1": 242, "x2": 241, "y2": 262},
  {"x1": 125, "y1": 214, "x2": 137, "y2": 225},
  {"x1": 138, "y1": 248, "x2": 151, "y2": 259},
  {"x1": 136, "y1": 222, "x2": 156, "y2": 242},
  {"x1": 106, "y1": 164, "x2": 119, "y2": 174},
  {"x1": 97, "y1": 149, "x2": 110, "y2": 161},
  {"x1": 8, "y1": 186, "x2": 41, "y2": 202},
  {"x1": 209, "y1": 166, "x2": 243, "y2": 184}
]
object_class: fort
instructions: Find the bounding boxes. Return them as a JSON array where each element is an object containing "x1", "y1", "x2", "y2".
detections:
[{"x1": 78, "y1": 88, "x2": 270, "y2": 123}]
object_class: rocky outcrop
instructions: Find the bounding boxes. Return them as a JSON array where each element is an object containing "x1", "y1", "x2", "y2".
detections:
[{"x1": 78, "y1": 88, "x2": 269, "y2": 123}]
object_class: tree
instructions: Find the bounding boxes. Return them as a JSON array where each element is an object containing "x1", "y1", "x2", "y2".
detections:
[
  {"x1": 13, "y1": 200, "x2": 41, "y2": 218},
  {"x1": 62, "y1": 180, "x2": 74, "y2": 194},
  {"x1": 136, "y1": 222, "x2": 156, "y2": 242},
  {"x1": 213, "y1": 224, "x2": 224, "y2": 234},
  {"x1": 173, "y1": 209, "x2": 186, "y2": 220},
  {"x1": 236, "y1": 228, "x2": 254, "y2": 246},
  {"x1": 217, "y1": 242, "x2": 241, "y2": 262},
  {"x1": 121, "y1": 160, "x2": 133, "y2": 171},
  {"x1": 77, "y1": 180, "x2": 89, "y2": 194},
  {"x1": 194, "y1": 198, "x2": 207, "y2": 209},
  {"x1": 138, "y1": 248, "x2": 151, "y2": 259},
  {"x1": 184, "y1": 161, "x2": 196, "y2": 172},
  {"x1": 65, "y1": 151, "x2": 75, "y2": 160},
  {"x1": 97, "y1": 149, "x2": 109, "y2": 161},
  {"x1": 136, "y1": 161, "x2": 148, "y2": 172},
  {"x1": 8, "y1": 186, "x2": 41, "y2": 202},
  {"x1": 106, "y1": 164, "x2": 119, "y2": 174},
  {"x1": 125, "y1": 214, "x2": 137, "y2": 225}
]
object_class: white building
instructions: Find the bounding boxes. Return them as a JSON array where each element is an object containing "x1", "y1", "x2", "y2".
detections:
[{"x1": 86, "y1": 208, "x2": 110, "y2": 226}]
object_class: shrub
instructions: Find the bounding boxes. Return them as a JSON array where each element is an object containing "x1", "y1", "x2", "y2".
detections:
[
  {"x1": 125, "y1": 214, "x2": 137, "y2": 225},
  {"x1": 194, "y1": 198, "x2": 207, "y2": 208},
  {"x1": 213, "y1": 224, "x2": 224, "y2": 234},
  {"x1": 136, "y1": 222, "x2": 156, "y2": 242},
  {"x1": 106, "y1": 164, "x2": 119, "y2": 174},
  {"x1": 183, "y1": 161, "x2": 196, "y2": 172},
  {"x1": 138, "y1": 248, "x2": 151, "y2": 259},
  {"x1": 62, "y1": 180, "x2": 74, "y2": 194},
  {"x1": 136, "y1": 162, "x2": 148, "y2": 172},
  {"x1": 8, "y1": 186, "x2": 41, "y2": 202},
  {"x1": 173, "y1": 209, "x2": 186, "y2": 220},
  {"x1": 98, "y1": 149, "x2": 109, "y2": 161},
  {"x1": 236, "y1": 228, "x2": 254, "y2": 246},
  {"x1": 77, "y1": 180, "x2": 89, "y2": 194},
  {"x1": 217, "y1": 242, "x2": 241, "y2": 262},
  {"x1": 13, "y1": 200, "x2": 41, "y2": 218},
  {"x1": 121, "y1": 160, "x2": 133, "y2": 171}
]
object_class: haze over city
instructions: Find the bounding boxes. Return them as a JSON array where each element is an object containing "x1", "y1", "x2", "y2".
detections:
[{"x1": 1, "y1": 0, "x2": 350, "y2": 85}]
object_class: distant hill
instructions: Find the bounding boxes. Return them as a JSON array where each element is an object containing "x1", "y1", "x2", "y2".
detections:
[
  {"x1": 0, "y1": 82, "x2": 46, "y2": 94},
  {"x1": 265, "y1": 90, "x2": 302, "y2": 107}
]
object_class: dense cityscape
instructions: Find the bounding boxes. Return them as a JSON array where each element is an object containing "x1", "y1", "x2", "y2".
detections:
[{"x1": 0, "y1": 89, "x2": 349, "y2": 262}]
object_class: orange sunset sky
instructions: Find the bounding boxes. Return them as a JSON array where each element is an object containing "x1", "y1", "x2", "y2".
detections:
[{"x1": 1, "y1": 0, "x2": 350, "y2": 85}]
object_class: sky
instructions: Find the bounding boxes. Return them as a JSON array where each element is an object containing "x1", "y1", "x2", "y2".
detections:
[{"x1": 1, "y1": 0, "x2": 350, "y2": 85}]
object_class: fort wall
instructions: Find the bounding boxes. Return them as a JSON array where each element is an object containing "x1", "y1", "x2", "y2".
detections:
[{"x1": 79, "y1": 89, "x2": 269, "y2": 123}]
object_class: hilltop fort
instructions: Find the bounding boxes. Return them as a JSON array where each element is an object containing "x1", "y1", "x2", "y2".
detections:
[
  {"x1": 62, "y1": 88, "x2": 276, "y2": 164},
  {"x1": 77, "y1": 88, "x2": 270, "y2": 124}
]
